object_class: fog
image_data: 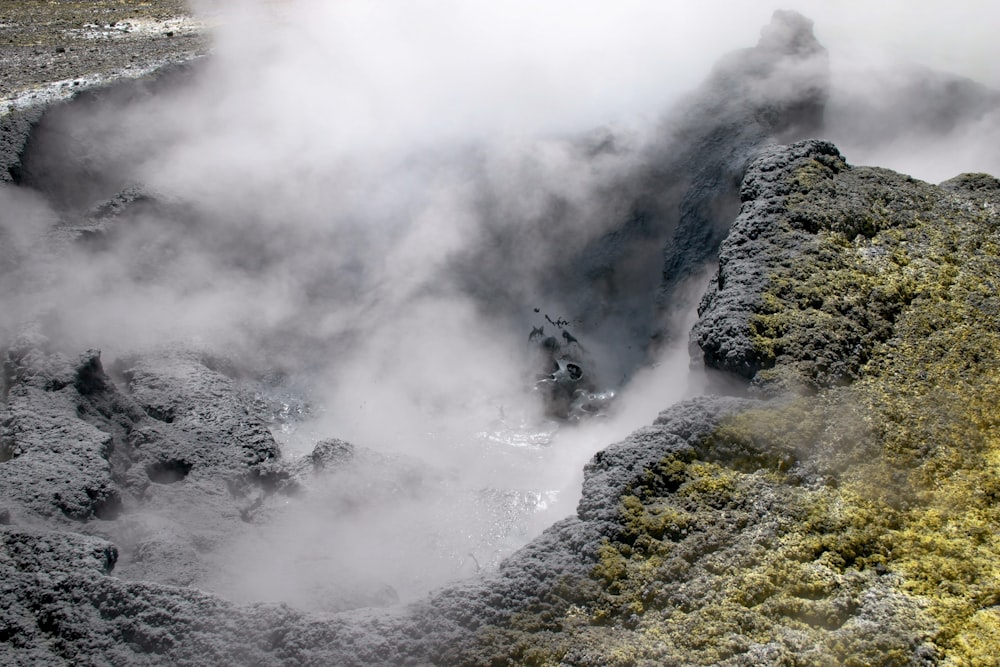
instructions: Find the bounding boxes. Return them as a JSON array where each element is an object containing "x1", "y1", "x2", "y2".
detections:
[{"x1": 2, "y1": 0, "x2": 999, "y2": 609}]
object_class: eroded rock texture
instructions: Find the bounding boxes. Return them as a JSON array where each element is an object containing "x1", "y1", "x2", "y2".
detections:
[{"x1": 695, "y1": 138, "x2": 1000, "y2": 394}]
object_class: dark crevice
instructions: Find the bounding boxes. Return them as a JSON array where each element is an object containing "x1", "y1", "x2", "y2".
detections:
[
  {"x1": 145, "y1": 459, "x2": 192, "y2": 484},
  {"x1": 142, "y1": 406, "x2": 175, "y2": 424}
]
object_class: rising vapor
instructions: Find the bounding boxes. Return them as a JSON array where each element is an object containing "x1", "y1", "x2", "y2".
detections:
[{"x1": 2, "y1": 0, "x2": 999, "y2": 608}]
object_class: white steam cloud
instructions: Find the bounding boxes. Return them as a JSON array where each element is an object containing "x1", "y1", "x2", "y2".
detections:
[{"x1": 2, "y1": 0, "x2": 999, "y2": 608}]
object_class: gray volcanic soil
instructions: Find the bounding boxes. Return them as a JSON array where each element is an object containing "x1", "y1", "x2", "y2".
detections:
[
  {"x1": 0, "y1": 0, "x2": 207, "y2": 101},
  {"x1": 1, "y1": 0, "x2": 208, "y2": 184}
]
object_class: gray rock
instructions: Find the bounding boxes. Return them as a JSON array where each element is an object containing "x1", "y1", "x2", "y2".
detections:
[
  {"x1": 1, "y1": 526, "x2": 118, "y2": 575},
  {"x1": 693, "y1": 138, "x2": 1000, "y2": 392},
  {"x1": 579, "y1": 395, "x2": 755, "y2": 523},
  {"x1": 452, "y1": 10, "x2": 831, "y2": 389},
  {"x1": 939, "y1": 171, "x2": 1000, "y2": 192},
  {"x1": 118, "y1": 348, "x2": 280, "y2": 478},
  {"x1": 691, "y1": 139, "x2": 845, "y2": 382},
  {"x1": 0, "y1": 361, "x2": 757, "y2": 665},
  {"x1": 0, "y1": 106, "x2": 46, "y2": 184},
  {"x1": 0, "y1": 345, "x2": 123, "y2": 522},
  {"x1": 310, "y1": 438, "x2": 355, "y2": 471}
]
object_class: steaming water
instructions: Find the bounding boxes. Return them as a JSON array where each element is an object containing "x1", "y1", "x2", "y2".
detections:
[
  {"x1": 5, "y1": 0, "x2": 1000, "y2": 614},
  {"x1": 243, "y1": 386, "x2": 570, "y2": 606},
  {"x1": 199, "y1": 292, "x2": 713, "y2": 610},
  {"x1": 224, "y1": 391, "x2": 568, "y2": 607}
]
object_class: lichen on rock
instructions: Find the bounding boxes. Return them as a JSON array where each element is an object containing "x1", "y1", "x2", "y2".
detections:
[
  {"x1": 474, "y1": 138, "x2": 1000, "y2": 665},
  {"x1": 660, "y1": 139, "x2": 1000, "y2": 663}
]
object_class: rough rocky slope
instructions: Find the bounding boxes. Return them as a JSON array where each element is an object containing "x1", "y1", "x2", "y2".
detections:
[{"x1": 4, "y1": 141, "x2": 999, "y2": 665}]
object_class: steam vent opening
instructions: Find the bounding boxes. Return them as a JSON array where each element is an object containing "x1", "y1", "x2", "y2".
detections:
[
  {"x1": 3, "y1": 2, "x2": 1000, "y2": 665},
  {"x1": 145, "y1": 460, "x2": 193, "y2": 484}
]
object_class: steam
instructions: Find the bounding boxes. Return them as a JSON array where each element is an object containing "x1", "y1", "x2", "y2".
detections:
[{"x1": 3, "y1": 0, "x2": 1000, "y2": 608}]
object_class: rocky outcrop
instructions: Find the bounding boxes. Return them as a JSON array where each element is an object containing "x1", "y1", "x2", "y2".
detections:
[
  {"x1": 692, "y1": 139, "x2": 849, "y2": 384},
  {"x1": 451, "y1": 10, "x2": 830, "y2": 388},
  {"x1": 694, "y1": 138, "x2": 1000, "y2": 394},
  {"x1": 0, "y1": 338, "x2": 287, "y2": 590},
  {"x1": 1, "y1": 342, "x2": 130, "y2": 522}
]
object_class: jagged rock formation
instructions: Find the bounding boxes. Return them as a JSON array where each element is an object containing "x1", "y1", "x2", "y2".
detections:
[
  {"x1": 450, "y1": 9, "x2": 829, "y2": 385},
  {"x1": 694, "y1": 139, "x2": 1000, "y2": 394}
]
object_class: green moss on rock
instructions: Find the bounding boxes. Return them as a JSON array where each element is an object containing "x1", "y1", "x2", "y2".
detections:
[{"x1": 458, "y1": 145, "x2": 1000, "y2": 665}]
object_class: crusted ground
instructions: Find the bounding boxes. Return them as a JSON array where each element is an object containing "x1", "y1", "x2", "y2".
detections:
[{"x1": 0, "y1": 1, "x2": 208, "y2": 108}]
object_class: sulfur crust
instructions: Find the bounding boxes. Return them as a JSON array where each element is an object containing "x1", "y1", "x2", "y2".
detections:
[{"x1": 463, "y1": 153, "x2": 1000, "y2": 665}]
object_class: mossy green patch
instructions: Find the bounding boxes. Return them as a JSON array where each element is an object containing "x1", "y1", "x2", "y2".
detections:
[
  {"x1": 740, "y1": 163, "x2": 1000, "y2": 661},
  {"x1": 459, "y1": 156, "x2": 1000, "y2": 664},
  {"x1": 579, "y1": 394, "x2": 930, "y2": 665}
]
